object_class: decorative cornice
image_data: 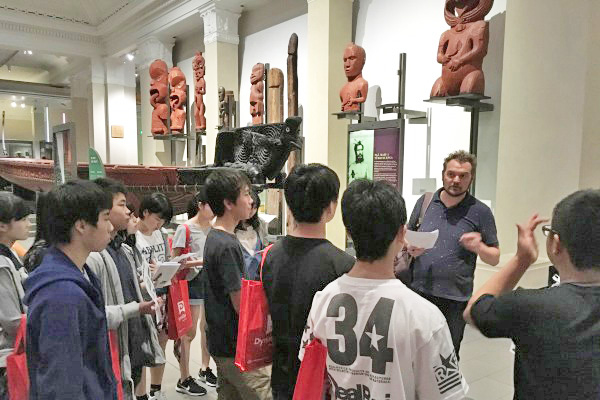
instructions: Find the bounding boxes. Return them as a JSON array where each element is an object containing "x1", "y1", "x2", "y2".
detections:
[
  {"x1": 136, "y1": 37, "x2": 174, "y2": 70},
  {"x1": 198, "y1": 3, "x2": 241, "y2": 46},
  {"x1": 0, "y1": 20, "x2": 102, "y2": 45}
]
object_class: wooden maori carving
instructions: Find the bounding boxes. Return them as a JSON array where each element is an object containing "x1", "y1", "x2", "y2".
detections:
[
  {"x1": 268, "y1": 68, "x2": 284, "y2": 124},
  {"x1": 340, "y1": 43, "x2": 368, "y2": 112},
  {"x1": 192, "y1": 52, "x2": 206, "y2": 131},
  {"x1": 250, "y1": 63, "x2": 265, "y2": 125},
  {"x1": 149, "y1": 60, "x2": 169, "y2": 135},
  {"x1": 218, "y1": 86, "x2": 227, "y2": 129},
  {"x1": 431, "y1": 0, "x2": 494, "y2": 97},
  {"x1": 168, "y1": 67, "x2": 187, "y2": 133}
]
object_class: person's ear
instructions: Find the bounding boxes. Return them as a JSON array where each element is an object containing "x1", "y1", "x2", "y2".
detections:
[
  {"x1": 223, "y1": 199, "x2": 233, "y2": 211},
  {"x1": 143, "y1": 209, "x2": 150, "y2": 219},
  {"x1": 551, "y1": 234, "x2": 563, "y2": 256},
  {"x1": 395, "y1": 225, "x2": 407, "y2": 247},
  {"x1": 73, "y1": 219, "x2": 87, "y2": 236},
  {"x1": 0, "y1": 222, "x2": 9, "y2": 233},
  {"x1": 324, "y1": 201, "x2": 337, "y2": 223}
]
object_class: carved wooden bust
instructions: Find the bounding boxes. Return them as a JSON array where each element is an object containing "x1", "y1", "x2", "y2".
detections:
[{"x1": 340, "y1": 43, "x2": 368, "y2": 112}]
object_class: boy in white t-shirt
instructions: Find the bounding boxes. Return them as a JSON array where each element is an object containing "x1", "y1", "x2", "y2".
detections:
[{"x1": 300, "y1": 179, "x2": 468, "y2": 400}]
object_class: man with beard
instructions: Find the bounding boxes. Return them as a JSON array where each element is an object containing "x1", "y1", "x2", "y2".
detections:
[
  {"x1": 348, "y1": 141, "x2": 368, "y2": 183},
  {"x1": 407, "y1": 150, "x2": 499, "y2": 356}
]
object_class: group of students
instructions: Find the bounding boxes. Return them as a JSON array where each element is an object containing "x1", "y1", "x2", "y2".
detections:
[{"x1": 0, "y1": 159, "x2": 598, "y2": 400}]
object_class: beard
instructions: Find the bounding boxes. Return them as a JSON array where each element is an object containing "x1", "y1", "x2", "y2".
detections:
[
  {"x1": 444, "y1": 184, "x2": 468, "y2": 197},
  {"x1": 356, "y1": 153, "x2": 364, "y2": 163}
]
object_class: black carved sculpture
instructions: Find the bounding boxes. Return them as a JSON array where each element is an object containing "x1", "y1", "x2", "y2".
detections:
[{"x1": 178, "y1": 117, "x2": 302, "y2": 186}]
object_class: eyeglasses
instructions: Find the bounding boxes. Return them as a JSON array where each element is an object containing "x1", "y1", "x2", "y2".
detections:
[{"x1": 541, "y1": 225, "x2": 558, "y2": 237}]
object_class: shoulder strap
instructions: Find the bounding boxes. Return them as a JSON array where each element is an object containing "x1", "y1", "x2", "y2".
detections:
[
  {"x1": 12, "y1": 314, "x2": 26, "y2": 354},
  {"x1": 183, "y1": 224, "x2": 192, "y2": 255},
  {"x1": 416, "y1": 192, "x2": 434, "y2": 230},
  {"x1": 259, "y1": 244, "x2": 274, "y2": 283}
]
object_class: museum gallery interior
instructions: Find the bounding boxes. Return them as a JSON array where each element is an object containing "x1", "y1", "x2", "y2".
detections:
[{"x1": 0, "y1": 0, "x2": 598, "y2": 399}]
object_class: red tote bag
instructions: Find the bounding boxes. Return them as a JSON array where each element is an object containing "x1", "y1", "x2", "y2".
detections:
[
  {"x1": 234, "y1": 245, "x2": 274, "y2": 372},
  {"x1": 7, "y1": 315, "x2": 28, "y2": 400},
  {"x1": 292, "y1": 339, "x2": 328, "y2": 400},
  {"x1": 108, "y1": 331, "x2": 124, "y2": 400},
  {"x1": 167, "y1": 278, "x2": 193, "y2": 340}
]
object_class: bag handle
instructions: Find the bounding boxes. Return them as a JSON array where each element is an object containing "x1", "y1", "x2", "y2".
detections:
[
  {"x1": 259, "y1": 244, "x2": 273, "y2": 283},
  {"x1": 183, "y1": 224, "x2": 191, "y2": 255},
  {"x1": 416, "y1": 191, "x2": 434, "y2": 231},
  {"x1": 12, "y1": 314, "x2": 26, "y2": 355}
]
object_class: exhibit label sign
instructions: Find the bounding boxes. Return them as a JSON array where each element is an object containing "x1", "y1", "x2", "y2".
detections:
[
  {"x1": 88, "y1": 148, "x2": 106, "y2": 180},
  {"x1": 348, "y1": 128, "x2": 400, "y2": 189}
]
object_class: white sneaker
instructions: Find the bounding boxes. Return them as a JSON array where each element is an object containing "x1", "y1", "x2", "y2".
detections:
[{"x1": 149, "y1": 390, "x2": 168, "y2": 400}]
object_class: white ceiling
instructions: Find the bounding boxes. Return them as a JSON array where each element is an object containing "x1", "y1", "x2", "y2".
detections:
[{"x1": 0, "y1": 0, "x2": 134, "y2": 26}]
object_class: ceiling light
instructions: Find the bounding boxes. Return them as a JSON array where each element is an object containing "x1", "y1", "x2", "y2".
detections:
[
  {"x1": 11, "y1": 95, "x2": 16, "y2": 100},
  {"x1": 135, "y1": 73, "x2": 138, "y2": 77},
  {"x1": 21, "y1": 96, "x2": 25, "y2": 101},
  {"x1": 126, "y1": 53, "x2": 134, "y2": 61},
  {"x1": 10, "y1": 102, "x2": 17, "y2": 108},
  {"x1": 28, "y1": 50, "x2": 33, "y2": 55},
  {"x1": 20, "y1": 103, "x2": 25, "y2": 108}
]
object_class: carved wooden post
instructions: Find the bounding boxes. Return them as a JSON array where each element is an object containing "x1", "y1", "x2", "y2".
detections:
[
  {"x1": 286, "y1": 34, "x2": 301, "y2": 170},
  {"x1": 267, "y1": 69, "x2": 284, "y2": 124}
]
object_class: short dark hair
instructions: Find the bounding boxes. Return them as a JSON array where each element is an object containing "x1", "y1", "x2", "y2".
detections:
[
  {"x1": 552, "y1": 189, "x2": 600, "y2": 271},
  {"x1": 342, "y1": 179, "x2": 406, "y2": 262},
  {"x1": 284, "y1": 164, "x2": 340, "y2": 223},
  {"x1": 45, "y1": 180, "x2": 112, "y2": 245},
  {"x1": 0, "y1": 192, "x2": 32, "y2": 223},
  {"x1": 443, "y1": 150, "x2": 477, "y2": 175},
  {"x1": 139, "y1": 193, "x2": 173, "y2": 223},
  {"x1": 93, "y1": 177, "x2": 127, "y2": 198},
  {"x1": 205, "y1": 169, "x2": 251, "y2": 217},
  {"x1": 187, "y1": 187, "x2": 210, "y2": 218},
  {"x1": 236, "y1": 189, "x2": 261, "y2": 231}
]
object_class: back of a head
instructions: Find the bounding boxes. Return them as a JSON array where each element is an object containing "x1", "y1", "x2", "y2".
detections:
[
  {"x1": 205, "y1": 169, "x2": 250, "y2": 217},
  {"x1": 0, "y1": 192, "x2": 31, "y2": 224},
  {"x1": 552, "y1": 189, "x2": 600, "y2": 271},
  {"x1": 94, "y1": 177, "x2": 128, "y2": 197},
  {"x1": 284, "y1": 163, "x2": 340, "y2": 224},
  {"x1": 45, "y1": 180, "x2": 112, "y2": 245},
  {"x1": 139, "y1": 193, "x2": 173, "y2": 222},
  {"x1": 342, "y1": 179, "x2": 406, "y2": 262}
]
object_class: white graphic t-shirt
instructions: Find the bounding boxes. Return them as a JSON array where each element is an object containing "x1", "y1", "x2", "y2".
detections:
[
  {"x1": 136, "y1": 229, "x2": 168, "y2": 263},
  {"x1": 299, "y1": 275, "x2": 468, "y2": 400},
  {"x1": 172, "y1": 222, "x2": 210, "y2": 258}
]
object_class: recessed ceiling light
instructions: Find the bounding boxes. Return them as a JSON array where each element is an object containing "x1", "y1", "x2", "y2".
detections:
[
  {"x1": 20, "y1": 103, "x2": 25, "y2": 108},
  {"x1": 21, "y1": 96, "x2": 25, "y2": 101},
  {"x1": 10, "y1": 102, "x2": 17, "y2": 108},
  {"x1": 126, "y1": 53, "x2": 135, "y2": 61},
  {"x1": 11, "y1": 95, "x2": 16, "y2": 100},
  {"x1": 28, "y1": 51, "x2": 33, "y2": 55}
]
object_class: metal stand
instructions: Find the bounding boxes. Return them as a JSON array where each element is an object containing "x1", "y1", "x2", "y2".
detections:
[{"x1": 425, "y1": 93, "x2": 493, "y2": 194}]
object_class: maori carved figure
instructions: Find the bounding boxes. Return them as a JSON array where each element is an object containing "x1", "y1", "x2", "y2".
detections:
[
  {"x1": 340, "y1": 43, "x2": 368, "y2": 112},
  {"x1": 250, "y1": 63, "x2": 265, "y2": 125},
  {"x1": 287, "y1": 33, "x2": 298, "y2": 117},
  {"x1": 431, "y1": 0, "x2": 493, "y2": 97},
  {"x1": 192, "y1": 52, "x2": 206, "y2": 131},
  {"x1": 149, "y1": 60, "x2": 169, "y2": 135},
  {"x1": 218, "y1": 86, "x2": 227, "y2": 129},
  {"x1": 168, "y1": 67, "x2": 187, "y2": 133}
]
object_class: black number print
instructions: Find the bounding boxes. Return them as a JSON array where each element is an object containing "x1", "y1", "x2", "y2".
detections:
[
  {"x1": 359, "y1": 297, "x2": 395, "y2": 374},
  {"x1": 326, "y1": 293, "x2": 358, "y2": 366}
]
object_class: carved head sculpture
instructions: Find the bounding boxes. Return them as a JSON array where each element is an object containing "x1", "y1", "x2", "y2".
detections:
[
  {"x1": 168, "y1": 67, "x2": 187, "y2": 109},
  {"x1": 343, "y1": 43, "x2": 366, "y2": 80},
  {"x1": 149, "y1": 59, "x2": 168, "y2": 105},
  {"x1": 444, "y1": 0, "x2": 494, "y2": 26},
  {"x1": 192, "y1": 52, "x2": 205, "y2": 81},
  {"x1": 250, "y1": 63, "x2": 265, "y2": 85},
  {"x1": 219, "y1": 86, "x2": 225, "y2": 101}
]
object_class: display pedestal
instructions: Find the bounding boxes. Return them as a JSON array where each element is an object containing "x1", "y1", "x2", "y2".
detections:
[{"x1": 426, "y1": 94, "x2": 493, "y2": 193}]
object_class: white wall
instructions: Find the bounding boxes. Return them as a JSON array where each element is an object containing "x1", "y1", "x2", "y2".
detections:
[
  {"x1": 239, "y1": 14, "x2": 308, "y2": 128},
  {"x1": 355, "y1": 0, "x2": 507, "y2": 212}
]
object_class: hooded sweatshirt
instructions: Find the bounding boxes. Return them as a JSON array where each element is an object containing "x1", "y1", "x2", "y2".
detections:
[
  {"x1": 23, "y1": 247, "x2": 117, "y2": 400},
  {"x1": 0, "y1": 254, "x2": 26, "y2": 368}
]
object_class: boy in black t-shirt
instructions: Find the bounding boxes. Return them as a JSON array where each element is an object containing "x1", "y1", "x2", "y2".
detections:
[
  {"x1": 464, "y1": 189, "x2": 600, "y2": 399},
  {"x1": 203, "y1": 170, "x2": 272, "y2": 400},
  {"x1": 261, "y1": 164, "x2": 355, "y2": 400}
]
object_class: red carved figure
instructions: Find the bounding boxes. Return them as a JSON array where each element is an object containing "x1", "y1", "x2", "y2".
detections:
[
  {"x1": 250, "y1": 63, "x2": 265, "y2": 125},
  {"x1": 340, "y1": 43, "x2": 368, "y2": 112},
  {"x1": 431, "y1": 0, "x2": 494, "y2": 97},
  {"x1": 192, "y1": 52, "x2": 206, "y2": 131},
  {"x1": 169, "y1": 67, "x2": 187, "y2": 133},
  {"x1": 149, "y1": 60, "x2": 169, "y2": 135}
]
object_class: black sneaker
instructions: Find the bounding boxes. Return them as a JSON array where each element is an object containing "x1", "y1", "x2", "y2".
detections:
[
  {"x1": 198, "y1": 367, "x2": 217, "y2": 387},
  {"x1": 176, "y1": 376, "x2": 207, "y2": 396}
]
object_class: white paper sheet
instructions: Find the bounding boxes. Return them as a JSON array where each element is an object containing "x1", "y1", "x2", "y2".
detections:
[
  {"x1": 170, "y1": 252, "x2": 200, "y2": 263},
  {"x1": 152, "y1": 262, "x2": 181, "y2": 288},
  {"x1": 142, "y1": 272, "x2": 162, "y2": 325},
  {"x1": 405, "y1": 229, "x2": 439, "y2": 249}
]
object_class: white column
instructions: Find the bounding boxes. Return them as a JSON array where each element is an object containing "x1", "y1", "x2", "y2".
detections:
[
  {"x1": 199, "y1": 2, "x2": 241, "y2": 164},
  {"x1": 305, "y1": 0, "x2": 353, "y2": 249},
  {"x1": 70, "y1": 72, "x2": 91, "y2": 163},
  {"x1": 88, "y1": 57, "x2": 108, "y2": 162},
  {"x1": 105, "y1": 57, "x2": 138, "y2": 165},
  {"x1": 137, "y1": 37, "x2": 174, "y2": 166},
  {"x1": 31, "y1": 105, "x2": 45, "y2": 159}
]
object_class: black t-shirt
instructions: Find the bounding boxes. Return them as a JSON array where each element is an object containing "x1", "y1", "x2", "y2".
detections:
[
  {"x1": 203, "y1": 229, "x2": 245, "y2": 357},
  {"x1": 261, "y1": 236, "x2": 355, "y2": 397},
  {"x1": 471, "y1": 284, "x2": 600, "y2": 400}
]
